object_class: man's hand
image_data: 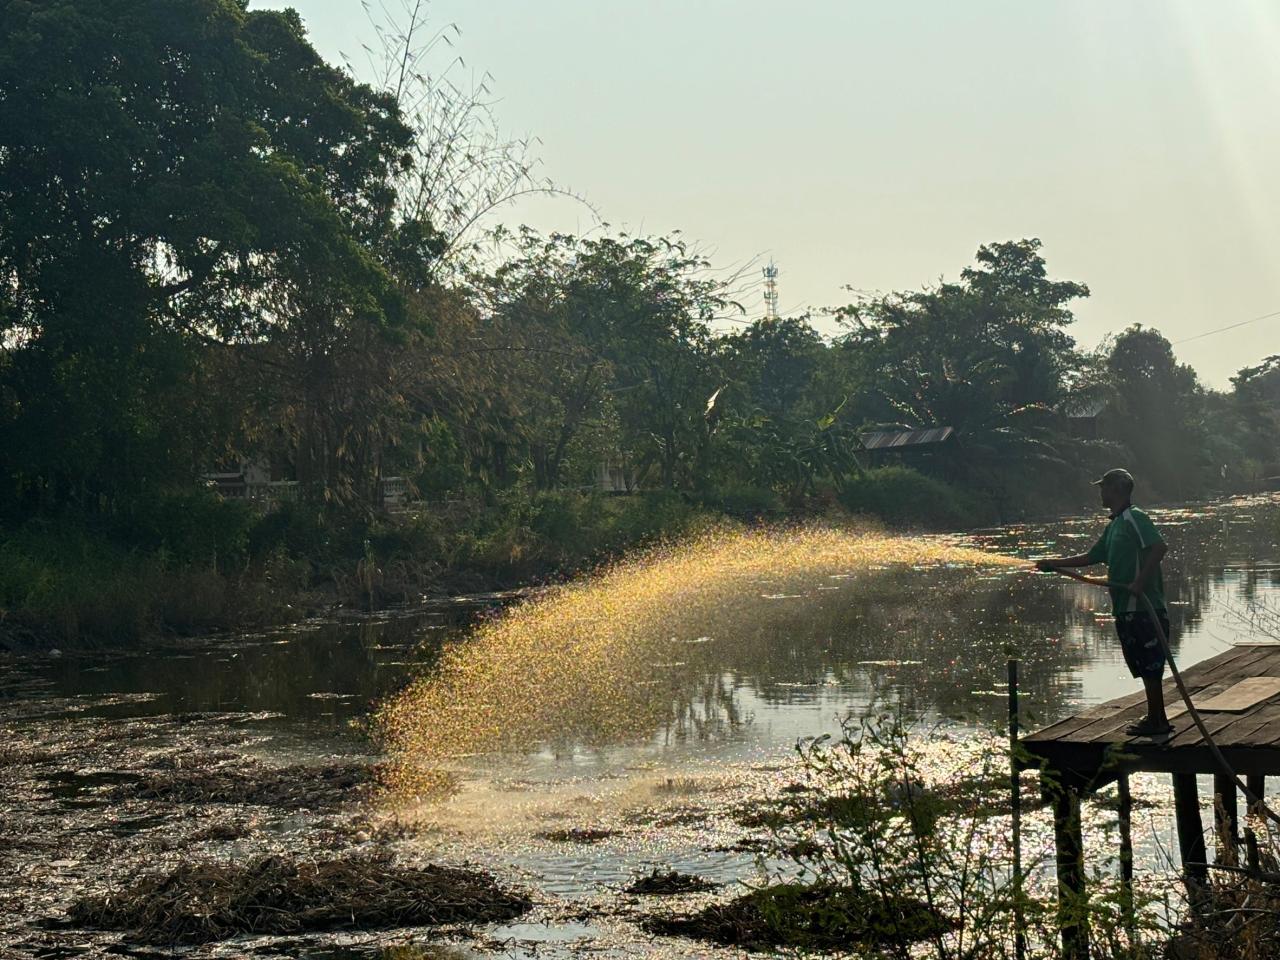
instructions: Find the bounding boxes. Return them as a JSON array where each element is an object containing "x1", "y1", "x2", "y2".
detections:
[
  {"x1": 1127, "y1": 578, "x2": 1145, "y2": 596},
  {"x1": 1035, "y1": 559, "x2": 1059, "y2": 572}
]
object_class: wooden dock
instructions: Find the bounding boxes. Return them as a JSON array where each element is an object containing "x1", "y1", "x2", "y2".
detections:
[{"x1": 1020, "y1": 641, "x2": 1280, "y2": 959}]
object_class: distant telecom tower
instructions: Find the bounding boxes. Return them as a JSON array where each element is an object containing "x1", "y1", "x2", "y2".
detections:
[{"x1": 762, "y1": 261, "x2": 780, "y2": 320}]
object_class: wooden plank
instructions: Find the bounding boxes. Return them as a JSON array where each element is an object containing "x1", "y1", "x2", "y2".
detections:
[
  {"x1": 1086, "y1": 712, "x2": 1198, "y2": 748},
  {"x1": 1186, "y1": 644, "x2": 1268, "y2": 674},
  {"x1": 1165, "y1": 710, "x2": 1241, "y2": 750},
  {"x1": 1246, "y1": 774, "x2": 1264, "y2": 871},
  {"x1": 1183, "y1": 647, "x2": 1280, "y2": 687},
  {"x1": 1076, "y1": 703, "x2": 1131, "y2": 720},
  {"x1": 1210, "y1": 704, "x2": 1280, "y2": 747},
  {"x1": 1054, "y1": 704, "x2": 1152, "y2": 745},
  {"x1": 1194, "y1": 677, "x2": 1280, "y2": 712},
  {"x1": 1021, "y1": 741, "x2": 1109, "y2": 782},
  {"x1": 1066, "y1": 685, "x2": 1214, "y2": 744},
  {"x1": 1166, "y1": 682, "x2": 1234, "y2": 719},
  {"x1": 1024, "y1": 647, "x2": 1280, "y2": 756},
  {"x1": 1051, "y1": 785, "x2": 1089, "y2": 960},
  {"x1": 1260, "y1": 716, "x2": 1280, "y2": 749},
  {"x1": 1165, "y1": 676, "x2": 1280, "y2": 720},
  {"x1": 1196, "y1": 646, "x2": 1279, "y2": 683},
  {"x1": 1124, "y1": 745, "x2": 1280, "y2": 777},
  {"x1": 1117, "y1": 773, "x2": 1135, "y2": 935},
  {"x1": 1026, "y1": 712, "x2": 1119, "y2": 743},
  {"x1": 1244, "y1": 647, "x2": 1280, "y2": 674},
  {"x1": 1214, "y1": 772, "x2": 1239, "y2": 853},
  {"x1": 1040, "y1": 688, "x2": 1199, "y2": 747}
]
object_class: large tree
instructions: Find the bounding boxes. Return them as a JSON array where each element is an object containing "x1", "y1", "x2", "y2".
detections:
[
  {"x1": 0, "y1": 0, "x2": 412, "y2": 513},
  {"x1": 1230, "y1": 355, "x2": 1280, "y2": 479},
  {"x1": 458, "y1": 231, "x2": 734, "y2": 491},
  {"x1": 835, "y1": 239, "x2": 1088, "y2": 497},
  {"x1": 1104, "y1": 325, "x2": 1208, "y2": 497},
  {"x1": 715, "y1": 316, "x2": 858, "y2": 502}
]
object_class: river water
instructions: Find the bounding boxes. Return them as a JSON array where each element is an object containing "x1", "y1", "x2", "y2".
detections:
[{"x1": 3, "y1": 495, "x2": 1279, "y2": 958}]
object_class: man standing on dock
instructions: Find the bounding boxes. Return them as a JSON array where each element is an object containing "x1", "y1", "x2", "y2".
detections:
[{"x1": 1036, "y1": 468, "x2": 1172, "y2": 737}]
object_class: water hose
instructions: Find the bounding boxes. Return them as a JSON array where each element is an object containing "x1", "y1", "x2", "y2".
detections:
[{"x1": 1045, "y1": 565, "x2": 1280, "y2": 832}]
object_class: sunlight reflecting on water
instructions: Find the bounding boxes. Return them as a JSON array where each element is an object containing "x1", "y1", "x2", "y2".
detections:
[{"x1": 375, "y1": 525, "x2": 1022, "y2": 800}]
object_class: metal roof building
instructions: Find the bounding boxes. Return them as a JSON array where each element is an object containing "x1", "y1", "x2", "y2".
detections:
[{"x1": 858, "y1": 426, "x2": 955, "y2": 451}]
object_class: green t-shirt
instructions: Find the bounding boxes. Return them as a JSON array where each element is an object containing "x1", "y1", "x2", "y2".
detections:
[{"x1": 1085, "y1": 506, "x2": 1167, "y2": 617}]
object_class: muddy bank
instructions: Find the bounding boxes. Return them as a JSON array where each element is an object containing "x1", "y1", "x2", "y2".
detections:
[{"x1": 0, "y1": 679, "x2": 813, "y2": 959}]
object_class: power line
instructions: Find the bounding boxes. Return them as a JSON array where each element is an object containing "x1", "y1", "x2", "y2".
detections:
[{"x1": 1172, "y1": 308, "x2": 1280, "y2": 345}]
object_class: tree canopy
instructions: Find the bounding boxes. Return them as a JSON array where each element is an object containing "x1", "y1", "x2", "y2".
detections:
[{"x1": 1, "y1": 0, "x2": 1275, "y2": 527}]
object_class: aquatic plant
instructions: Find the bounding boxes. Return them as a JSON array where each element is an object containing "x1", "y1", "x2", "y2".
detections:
[
  {"x1": 735, "y1": 710, "x2": 1169, "y2": 959},
  {"x1": 647, "y1": 881, "x2": 955, "y2": 952}
]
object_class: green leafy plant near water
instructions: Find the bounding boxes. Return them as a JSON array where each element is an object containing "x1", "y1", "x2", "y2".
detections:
[{"x1": 700, "y1": 711, "x2": 1171, "y2": 958}]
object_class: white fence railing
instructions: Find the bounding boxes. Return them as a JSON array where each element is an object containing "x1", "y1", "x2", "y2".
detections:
[{"x1": 207, "y1": 477, "x2": 410, "y2": 505}]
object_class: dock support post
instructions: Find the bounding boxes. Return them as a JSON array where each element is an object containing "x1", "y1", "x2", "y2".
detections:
[
  {"x1": 1008, "y1": 659, "x2": 1026, "y2": 960},
  {"x1": 1214, "y1": 772, "x2": 1239, "y2": 863},
  {"x1": 1117, "y1": 773, "x2": 1135, "y2": 938},
  {"x1": 1052, "y1": 782, "x2": 1089, "y2": 960},
  {"x1": 1246, "y1": 774, "x2": 1264, "y2": 873},
  {"x1": 1172, "y1": 773, "x2": 1208, "y2": 887}
]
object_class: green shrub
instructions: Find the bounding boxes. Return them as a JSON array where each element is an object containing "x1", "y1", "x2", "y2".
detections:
[
  {"x1": 600, "y1": 491, "x2": 713, "y2": 549},
  {"x1": 247, "y1": 502, "x2": 335, "y2": 562},
  {"x1": 122, "y1": 490, "x2": 256, "y2": 568},
  {"x1": 0, "y1": 523, "x2": 159, "y2": 644},
  {"x1": 528, "y1": 490, "x2": 603, "y2": 546},
  {"x1": 838, "y1": 467, "x2": 977, "y2": 529},
  {"x1": 0, "y1": 516, "x2": 298, "y2": 646},
  {"x1": 751, "y1": 710, "x2": 1163, "y2": 957},
  {"x1": 695, "y1": 484, "x2": 783, "y2": 520}
]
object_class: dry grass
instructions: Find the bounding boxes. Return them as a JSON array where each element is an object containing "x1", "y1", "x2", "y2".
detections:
[
  {"x1": 186, "y1": 820, "x2": 253, "y2": 843},
  {"x1": 1168, "y1": 873, "x2": 1280, "y2": 960},
  {"x1": 69, "y1": 852, "x2": 532, "y2": 944},
  {"x1": 0, "y1": 743, "x2": 55, "y2": 766}
]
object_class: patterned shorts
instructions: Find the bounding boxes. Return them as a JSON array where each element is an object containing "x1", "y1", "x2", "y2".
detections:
[{"x1": 1114, "y1": 612, "x2": 1170, "y2": 680}]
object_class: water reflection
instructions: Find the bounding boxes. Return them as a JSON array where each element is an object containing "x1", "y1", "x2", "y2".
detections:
[
  {"x1": 6, "y1": 495, "x2": 1278, "y2": 764},
  {"x1": 453, "y1": 494, "x2": 1280, "y2": 760},
  {"x1": 4, "y1": 614, "x2": 457, "y2": 735}
]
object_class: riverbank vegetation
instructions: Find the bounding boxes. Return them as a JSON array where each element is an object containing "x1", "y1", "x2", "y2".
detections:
[
  {"x1": 3, "y1": 0, "x2": 1279, "y2": 648},
  {"x1": 646, "y1": 711, "x2": 1183, "y2": 958}
]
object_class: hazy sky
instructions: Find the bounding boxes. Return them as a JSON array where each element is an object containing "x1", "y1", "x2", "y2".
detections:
[{"x1": 259, "y1": 0, "x2": 1280, "y2": 387}]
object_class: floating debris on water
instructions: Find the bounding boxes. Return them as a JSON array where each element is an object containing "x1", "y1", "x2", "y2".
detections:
[
  {"x1": 646, "y1": 882, "x2": 953, "y2": 951},
  {"x1": 69, "y1": 852, "x2": 531, "y2": 944},
  {"x1": 858, "y1": 659, "x2": 923, "y2": 667},
  {"x1": 539, "y1": 827, "x2": 618, "y2": 844},
  {"x1": 624, "y1": 868, "x2": 719, "y2": 896}
]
